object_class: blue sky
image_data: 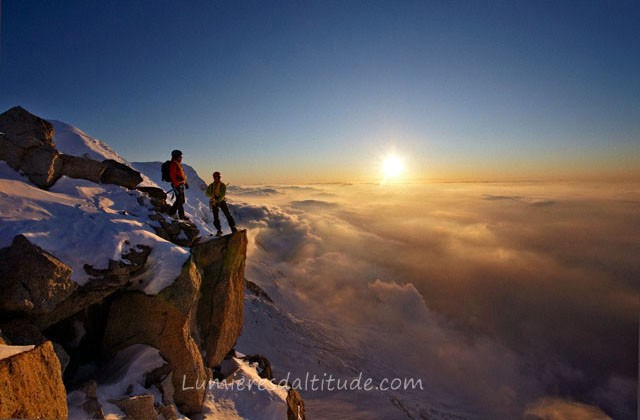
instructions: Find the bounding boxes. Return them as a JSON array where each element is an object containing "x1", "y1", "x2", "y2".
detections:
[{"x1": 1, "y1": 0, "x2": 638, "y2": 183}]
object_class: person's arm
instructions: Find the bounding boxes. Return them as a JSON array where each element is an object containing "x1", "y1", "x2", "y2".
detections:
[
  {"x1": 180, "y1": 165, "x2": 188, "y2": 188},
  {"x1": 205, "y1": 183, "x2": 214, "y2": 199}
]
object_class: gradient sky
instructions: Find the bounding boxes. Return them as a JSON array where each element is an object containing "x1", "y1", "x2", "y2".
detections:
[{"x1": 1, "y1": 1, "x2": 638, "y2": 183}]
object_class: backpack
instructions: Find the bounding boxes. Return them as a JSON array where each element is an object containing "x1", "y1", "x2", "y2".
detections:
[{"x1": 161, "y1": 160, "x2": 172, "y2": 183}]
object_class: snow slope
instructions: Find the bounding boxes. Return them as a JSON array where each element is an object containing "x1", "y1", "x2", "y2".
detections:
[
  {"x1": 0, "y1": 161, "x2": 188, "y2": 293},
  {"x1": 49, "y1": 120, "x2": 127, "y2": 163},
  {"x1": 0, "y1": 124, "x2": 220, "y2": 293}
]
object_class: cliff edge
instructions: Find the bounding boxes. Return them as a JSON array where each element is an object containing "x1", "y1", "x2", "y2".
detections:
[{"x1": 0, "y1": 106, "x2": 303, "y2": 419}]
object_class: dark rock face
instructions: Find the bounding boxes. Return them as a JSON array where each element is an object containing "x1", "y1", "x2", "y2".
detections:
[
  {"x1": 0, "y1": 319, "x2": 46, "y2": 346},
  {"x1": 0, "y1": 234, "x2": 154, "y2": 333},
  {"x1": 151, "y1": 217, "x2": 200, "y2": 247},
  {"x1": 83, "y1": 244, "x2": 151, "y2": 288},
  {"x1": 157, "y1": 403, "x2": 179, "y2": 420},
  {"x1": 102, "y1": 260, "x2": 207, "y2": 415},
  {"x1": 192, "y1": 232, "x2": 247, "y2": 368},
  {"x1": 0, "y1": 107, "x2": 60, "y2": 188},
  {"x1": 77, "y1": 380, "x2": 104, "y2": 419},
  {"x1": 0, "y1": 319, "x2": 72, "y2": 373},
  {"x1": 103, "y1": 231, "x2": 248, "y2": 414},
  {"x1": 242, "y1": 354, "x2": 273, "y2": 380},
  {"x1": 0, "y1": 226, "x2": 298, "y2": 417},
  {"x1": 0, "y1": 235, "x2": 77, "y2": 315},
  {"x1": 136, "y1": 186, "x2": 168, "y2": 201},
  {"x1": 0, "y1": 106, "x2": 55, "y2": 148},
  {"x1": 20, "y1": 145, "x2": 63, "y2": 188},
  {"x1": 246, "y1": 279, "x2": 274, "y2": 303},
  {"x1": 59, "y1": 154, "x2": 107, "y2": 183},
  {"x1": 111, "y1": 395, "x2": 157, "y2": 419},
  {"x1": 0, "y1": 133, "x2": 25, "y2": 169},
  {"x1": 100, "y1": 159, "x2": 143, "y2": 189},
  {"x1": 0, "y1": 106, "x2": 143, "y2": 189},
  {"x1": 287, "y1": 388, "x2": 306, "y2": 420}
]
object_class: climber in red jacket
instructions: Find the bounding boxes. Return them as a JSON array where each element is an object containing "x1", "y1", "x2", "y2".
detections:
[{"x1": 168, "y1": 149, "x2": 190, "y2": 221}]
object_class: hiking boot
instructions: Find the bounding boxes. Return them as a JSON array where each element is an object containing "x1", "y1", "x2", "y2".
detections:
[
  {"x1": 180, "y1": 216, "x2": 190, "y2": 221},
  {"x1": 216, "y1": 230, "x2": 223, "y2": 237},
  {"x1": 231, "y1": 226, "x2": 238, "y2": 233}
]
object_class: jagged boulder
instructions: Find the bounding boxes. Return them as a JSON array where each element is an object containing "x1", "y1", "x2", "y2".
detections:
[
  {"x1": 0, "y1": 107, "x2": 60, "y2": 188},
  {"x1": 103, "y1": 231, "x2": 248, "y2": 414},
  {"x1": 0, "y1": 319, "x2": 70, "y2": 374},
  {"x1": 192, "y1": 231, "x2": 247, "y2": 368},
  {"x1": 151, "y1": 217, "x2": 200, "y2": 247},
  {"x1": 157, "y1": 404, "x2": 179, "y2": 420},
  {"x1": 0, "y1": 105, "x2": 55, "y2": 148},
  {"x1": 246, "y1": 279, "x2": 274, "y2": 303},
  {"x1": 103, "y1": 259, "x2": 207, "y2": 415},
  {"x1": 0, "y1": 316, "x2": 70, "y2": 376},
  {"x1": 100, "y1": 159, "x2": 143, "y2": 189},
  {"x1": 0, "y1": 234, "x2": 77, "y2": 315},
  {"x1": 287, "y1": 388, "x2": 306, "y2": 420},
  {"x1": 137, "y1": 186, "x2": 168, "y2": 201},
  {"x1": 145, "y1": 364, "x2": 175, "y2": 406},
  {"x1": 83, "y1": 244, "x2": 151, "y2": 287},
  {"x1": 242, "y1": 354, "x2": 273, "y2": 380},
  {"x1": 77, "y1": 380, "x2": 105, "y2": 419},
  {"x1": 137, "y1": 186, "x2": 170, "y2": 212},
  {"x1": 0, "y1": 340, "x2": 68, "y2": 419},
  {"x1": 0, "y1": 318, "x2": 46, "y2": 346},
  {"x1": 19, "y1": 145, "x2": 63, "y2": 188},
  {"x1": 59, "y1": 154, "x2": 107, "y2": 183},
  {"x1": 0, "y1": 234, "x2": 152, "y2": 330},
  {"x1": 0, "y1": 106, "x2": 143, "y2": 189},
  {"x1": 32, "y1": 244, "x2": 151, "y2": 330},
  {"x1": 0, "y1": 132, "x2": 24, "y2": 168},
  {"x1": 111, "y1": 395, "x2": 157, "y2": 420}
]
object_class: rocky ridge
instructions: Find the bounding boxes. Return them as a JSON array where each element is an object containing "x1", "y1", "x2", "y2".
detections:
[
  {"x1": 0, "y1": 106, "x2": 142, "y2": 189},
  {"x1": 0, "y1": 106, "x2": 305, "y2": 419}
]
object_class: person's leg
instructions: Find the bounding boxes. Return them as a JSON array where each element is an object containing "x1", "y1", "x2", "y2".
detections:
[
  {"x1": 212, "y1": 204, "x2": 221, "y2": 232},
  {"x1": 168, "y1": 187, "x2": 179, "y2": 216},
  {"x1": 175, "y1": 188, "x2": 186, "y2": 219},
  {"x1": 220, "y1": 201, "x2": 236, "y2": 230}
]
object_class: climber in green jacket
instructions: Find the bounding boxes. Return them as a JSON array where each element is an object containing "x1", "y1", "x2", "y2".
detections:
[{"x1": 206, "y1": 171, "x2": 237, "y2": 237}]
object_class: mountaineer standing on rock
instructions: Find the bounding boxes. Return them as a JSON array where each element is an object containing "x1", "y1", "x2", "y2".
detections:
[
  {"x1": 206, "y1": 171, "x2": 237, "y2": 236},
  {"x1": 168, "y1": 149, "x2": 190, "y2": 221}
]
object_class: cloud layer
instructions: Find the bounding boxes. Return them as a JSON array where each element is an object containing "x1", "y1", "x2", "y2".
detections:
[{"x1": 230, "y1": 181, "x2": 638, "y2": 418}]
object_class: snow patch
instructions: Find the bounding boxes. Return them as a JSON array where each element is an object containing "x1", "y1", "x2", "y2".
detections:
[
  {"x1": 0, "y1": 344, "x2": 35, "y2": 361},
  {"x1": 197, "y1": 358, "x2": 288, "y2": 420}
]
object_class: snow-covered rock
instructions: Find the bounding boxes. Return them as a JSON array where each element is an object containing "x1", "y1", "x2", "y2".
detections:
[{"x1": 0, "y1": 106, "x2": 301, "y2": 419}]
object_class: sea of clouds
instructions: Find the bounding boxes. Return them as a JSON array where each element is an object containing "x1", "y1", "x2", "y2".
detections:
[{"x1": 229, "y1": 181, "x2": 638, "y2": 419}]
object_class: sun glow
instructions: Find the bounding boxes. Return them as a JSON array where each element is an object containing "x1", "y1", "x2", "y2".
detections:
[{"x1": 382, "y1": 154, "x2": 405, "y2": 179}]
